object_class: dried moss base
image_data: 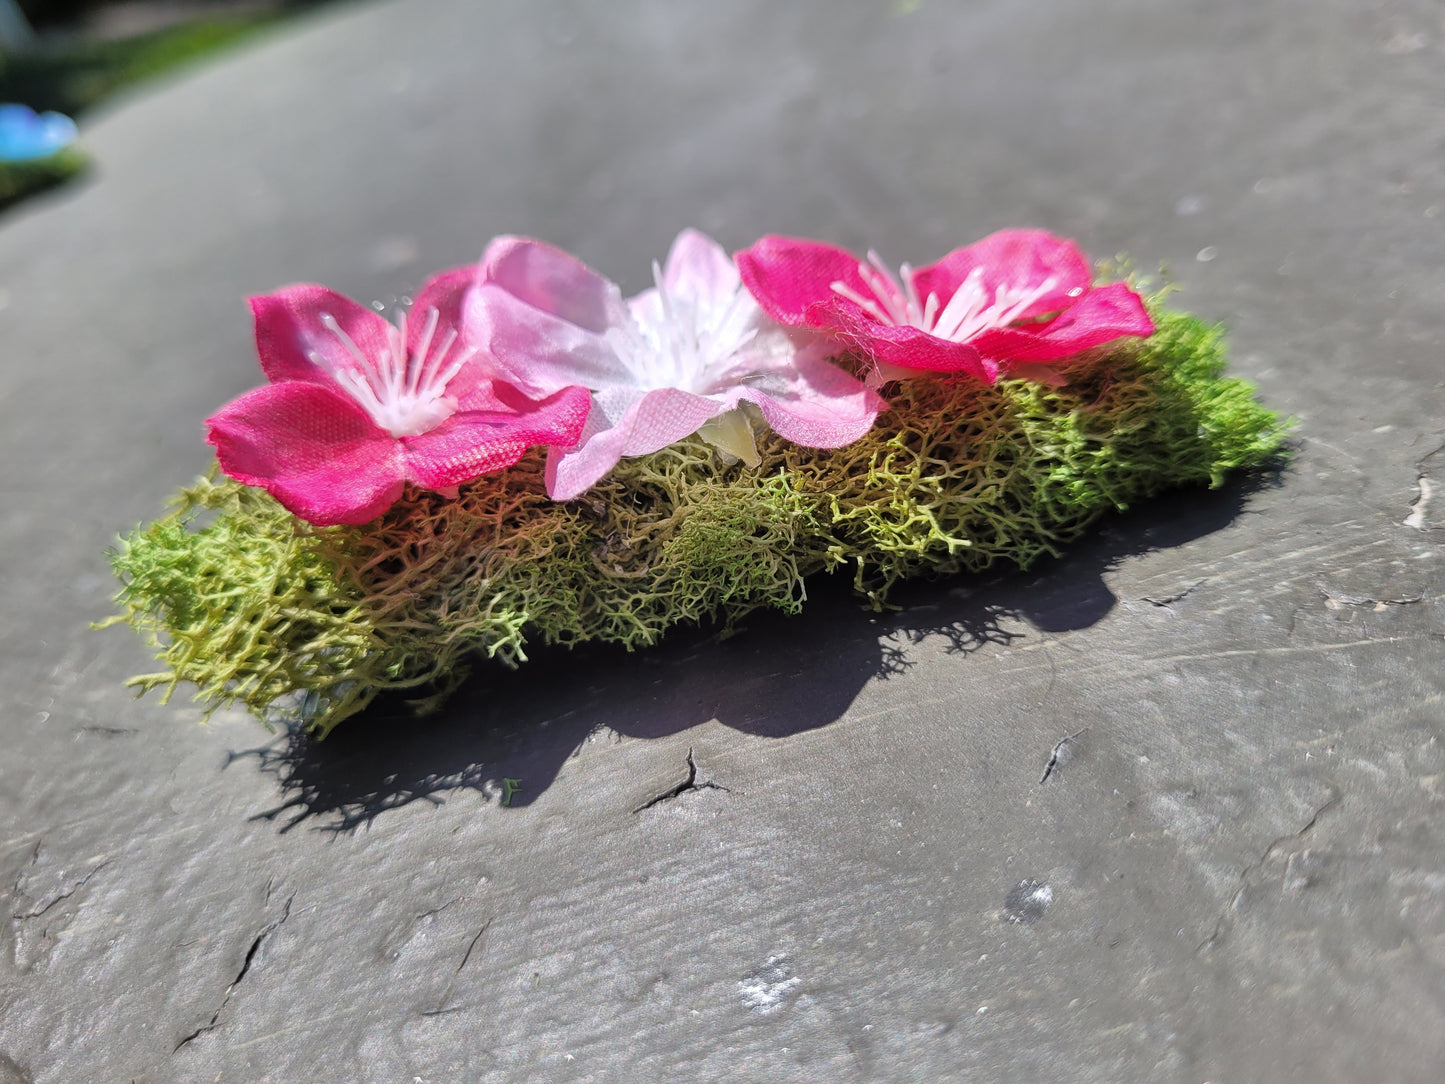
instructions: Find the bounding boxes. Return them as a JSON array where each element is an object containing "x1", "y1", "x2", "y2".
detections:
[{"x1": 105, "y1": 309, "x2": 1286, "y2": 735}]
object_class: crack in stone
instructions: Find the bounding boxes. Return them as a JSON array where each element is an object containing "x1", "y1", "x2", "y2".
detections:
[
  {"x1": 423, "y1": 916, "x2": 494, "y2": 1017},
  {"x1": 455, "y1": 918, "x2": 491, "y2": 975},
  {"x1": 632, "y1": 748, "x2": 729, "y2": 813},
  {"x1": 174, "y1": 894, "x2": 294, "y2": 1053},
  {"x1": 416, "y1": 897, "x2": 462, "y2": 923},
  {"x1": 11, "y1": 860, "x2": 107, "y2": 923},
  {"x1": 1316, "y1": 579, "x2": 1426, "y2": 608},
  {"x1": 1141, "y1": 580, "x2": 1205, "y2": 607},
  {"x1": 1039, "y1": 727, "x2": 1088, "y2": 784},
  {"x1": 1197, "y1": 794, "x2": 1340, "y2": 953}
]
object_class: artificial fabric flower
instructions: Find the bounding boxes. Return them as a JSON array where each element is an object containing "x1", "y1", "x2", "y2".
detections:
[
  {"x1": 465, "y1": 229, "x2": 885, "y2": 501},
  {"x1": 736, "y1": 229, "x2": 1155, "y2": 384},
  {"x1": 207, "y1": 269, "x2": 591, "y2": 525}
]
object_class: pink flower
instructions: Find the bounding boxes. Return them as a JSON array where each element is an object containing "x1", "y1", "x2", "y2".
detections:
[
  {"x1": 465, "y1": 229, "x2": 885, "y2": 501},
  {"x1": 736, "y1": 229, "x2": 1155, "y2": 383},
  {"x1": 206, "y1": 269, "x2": 591, "y2": 526}
]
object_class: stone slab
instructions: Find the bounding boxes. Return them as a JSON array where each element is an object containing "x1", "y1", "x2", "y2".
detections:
[{"x1": 1, "y1": 0, "x2": 1442, "y2": 1080}]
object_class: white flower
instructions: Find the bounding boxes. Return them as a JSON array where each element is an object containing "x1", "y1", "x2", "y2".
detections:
[{"x1": 466, "y1": 229, "x2": 884, "y2": 500}]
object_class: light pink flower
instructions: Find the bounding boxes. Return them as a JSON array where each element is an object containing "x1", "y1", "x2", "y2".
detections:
[
  {"x1": 736, "y1": 229, "x2": 1154, "y2": 383},
  {"x1": 207, "y1": 269, "x2": 591, "y2": 526},
  {"x1": 465, "y1": 229, "x2": 885, "y2": 501}
]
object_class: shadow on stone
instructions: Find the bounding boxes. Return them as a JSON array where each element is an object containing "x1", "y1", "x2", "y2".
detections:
[{"x1": 233, "y1": 472, "x2": 1276, "y2": 831}]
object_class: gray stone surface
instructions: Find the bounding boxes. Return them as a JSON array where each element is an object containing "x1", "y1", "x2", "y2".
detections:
[{"x1": 2, "y1": 0, "x2": 1443, "y2": 1080}]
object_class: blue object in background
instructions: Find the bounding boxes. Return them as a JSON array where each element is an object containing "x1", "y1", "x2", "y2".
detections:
[{"x1": 0, "y1": 103, "x2": 79, "y2": 162}]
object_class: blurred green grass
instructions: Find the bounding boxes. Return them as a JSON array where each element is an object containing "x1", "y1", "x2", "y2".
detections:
[
  {"x1": 0, "y1": 142, "x2": 83, "y2": 203},
  {"x1": 0, "y1": 8, "x2": 314, "y2": 212},
  {"x1": 1, "y1": 14, "x2": 286, "y2": 116}
]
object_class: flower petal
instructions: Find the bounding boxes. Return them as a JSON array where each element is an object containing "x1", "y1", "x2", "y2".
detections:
[
  {"x1": 206, "y1": 381, "x2": 403, "y2": 526},
  {"x1": 612, "y1": 387, "x2": 724, "y2": 457},
  {"x1": 909, "y1": 229, "x2": 1094, "y2": 324},
  {"x1": 736, "y1": 235, "x2": 873, "y2": 327},
  {"x1": 466, "y1": 237, "x2": 632, "y2": 398},
  {"x1": 972, "y1": 281, "x2": 1155, "y2": 363},
  {"x1": 478, "y1": 235, "x2": 626, "y2": 333},
  {"x1": 471, "y1": 236, "x2": 629, "y2": 395},
  {"x1": 250, "y1": 284, "x2": 397, "y2": 389},
  {"x1": 403, "y1": 383, "x2": 592, "y2": 489},
  {"x1": 735, "y1": 343, "x2": 886, "y2": 448},
  {"x1": 465, "y1": 280, "x2": 626, "y2": 398},
  {"x1": 408, "y1": 265, "x2": 475, "y2": 333},
  {"x1": 406, "y1": 264, "x2": 491, "y2": 402},
  {"x1": 545, "y1": 387, "x2": 721, "y2": 500},
  {"x1": 825, "y1": 308, "x2": 998, "y2": 381},
  {"x1": 662, "y1": 228, "x2": 740, "y2": 311}
]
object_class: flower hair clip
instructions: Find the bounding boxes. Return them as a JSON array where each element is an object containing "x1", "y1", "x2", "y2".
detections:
[
  {"x1": 467, "y1": 229, "x2": 883, "y2": 500},
  {"x1": 737, "y1": 229, "x2": 1154, "y2": 385},
  {"x1": 105, "y1": 227, "x2": 1285, "y2": 736},
  {"x1": 207, "y1": 269, "x2": 591, "y2": 525}
]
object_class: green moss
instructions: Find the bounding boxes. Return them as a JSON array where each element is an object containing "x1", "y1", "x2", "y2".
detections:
[
  {"x1": 104, "y1": 308, "x2": 1287, "y2": 736},
  {"x1": 102, "y1": 477, "x2": 384, "y2": 725}
]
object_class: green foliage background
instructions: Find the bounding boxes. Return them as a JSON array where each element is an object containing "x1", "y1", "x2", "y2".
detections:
[{"x1": 1, "y1": 3, "x2": 337, "y2": 211}]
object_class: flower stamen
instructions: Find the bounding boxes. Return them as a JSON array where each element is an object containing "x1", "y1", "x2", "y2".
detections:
[
  {"x1": 311, "y1": 306, "x2": 464, "y2": 438},
  {"x1": 607, "y1": 261, "x2": 760, "y2": 393},
  {"x1": 829, "y1": 256, "x2": 1061, "y2": 344}
]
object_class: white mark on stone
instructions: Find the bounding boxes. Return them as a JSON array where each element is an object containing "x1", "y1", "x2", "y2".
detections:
[
  {"x1": 1405, "y1": 475, "x2": 1435, "y2": 529},
  {"x1": 739, "y1": 955, "x2": 801, "y2": 1014},
  {"x1": 1004, "y1": 879, "x2": 1054, "y2": 924}
]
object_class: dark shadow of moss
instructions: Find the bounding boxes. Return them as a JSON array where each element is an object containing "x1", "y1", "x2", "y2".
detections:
[{"x1": 234, "y1": 470, "x2": 1281, "y2": 832}]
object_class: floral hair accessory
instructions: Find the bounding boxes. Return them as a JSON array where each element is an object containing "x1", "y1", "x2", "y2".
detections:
[
  {"x1": 465, "y1": 229, "x2": 885, "y2": 500},
  {"x1": 736, "y1": 229, "x2": 1154, "y2": 384},
  {"x1": 206, "y1": 269, "x2": 592, "y2": 525},
  {"x1": 105, "y1": 227, "x2": 1287, "y2": 738}
]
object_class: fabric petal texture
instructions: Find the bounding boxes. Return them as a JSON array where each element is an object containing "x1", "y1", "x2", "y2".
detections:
[
  {"x1": 971, "y1": 280, "x2": 1155, "y2": 362},
  {"x1": 251, "y1": 285, "x2": 396, "y2": 388},
  {"x1": 465, "y1": 281, "x2": 623, "y2": 398},
  {"x1": 207, "y1": 381, "x2": 405, "y2": 526},
  {"x1": 467, "y1": 238, "x2": 630, "y2": 398},
  {"x1": 909, "y1": 229, "x2": 1094, "y2": 325},
  {"x1": 827, "y1": 310, "x2": 997, "y2": 382},
  {"x1": 471, "y1": 228, "x2": 884, "y2": 500},
  {"x1": 736, "y1": 236, "x2": 871, "y2": 327},
  {"x1": 547, "y1": 387, "x2": 723, "y2": 501},
  {"x1": 404, "y1": 385, "x2": 592, "y2": 490},
  {"x1": 736, "y1": 343, "x2": 894, "y2": 446},
  {"x1": 478, "y1": 235, "x2": 625, "y2": 334},
  {"x1": 736, "y1": 229, "x2": 1154, "y2": 381},
  {"x1": 211, "y1": 269, "x2": 592, "y2": 524},
  {"x1": 661, "y1": 228, "x2": 742, "y2": 310},
  {"x1": 407, "y1": 265, "x2": 490, "y2": 403}
]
